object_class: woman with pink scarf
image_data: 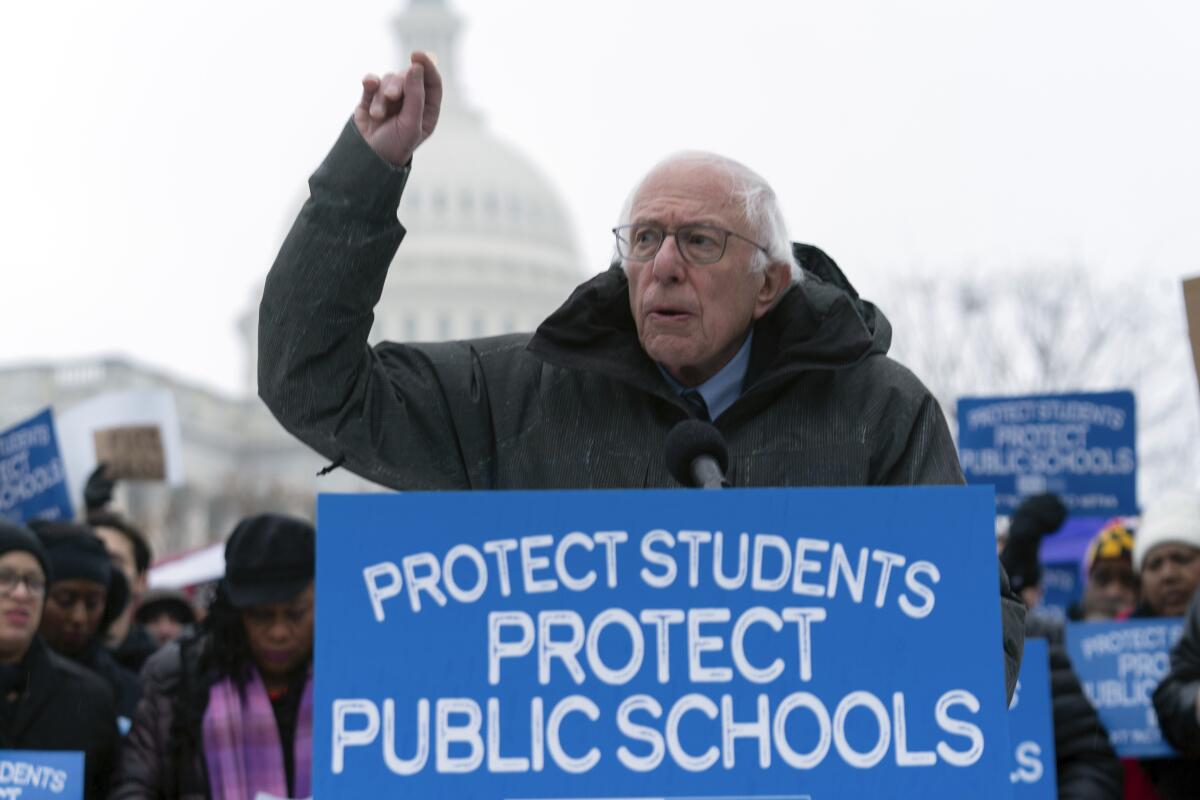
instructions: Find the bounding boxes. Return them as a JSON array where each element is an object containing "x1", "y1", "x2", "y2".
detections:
[{"x1": 112, "y1": 514, "x2": 315, "y2": 799}]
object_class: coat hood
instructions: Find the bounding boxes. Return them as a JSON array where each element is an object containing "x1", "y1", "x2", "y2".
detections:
[{"x1": 528, "y1": 242, "x2": 890, "y2": 396}]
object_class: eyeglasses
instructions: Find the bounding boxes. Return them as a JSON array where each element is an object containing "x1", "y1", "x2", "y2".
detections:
[
  {"x1": 612, "y1": 223, "x2": 769, "y2": 266},
  {"x1": 0, "y1": 569, "x2": 47, "y2": 597}
]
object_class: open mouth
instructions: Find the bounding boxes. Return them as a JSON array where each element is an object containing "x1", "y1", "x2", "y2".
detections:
[{"x1": 649, "y1": 308, "x2": 692, "y2": 322}]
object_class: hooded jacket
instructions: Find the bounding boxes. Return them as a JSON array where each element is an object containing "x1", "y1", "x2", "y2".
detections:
[{"x1": 258, "y1": 120, "x2": 1025, "y2": 696}]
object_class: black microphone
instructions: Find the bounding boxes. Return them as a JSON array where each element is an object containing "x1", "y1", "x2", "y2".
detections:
[{"x1": 664, "y1": 420, "x2": 731, "y2": 489}]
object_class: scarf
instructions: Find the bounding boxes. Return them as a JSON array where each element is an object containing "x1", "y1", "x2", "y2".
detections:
[{"x1": 201, "y1": 666, "x2": 312, "y2": 799}]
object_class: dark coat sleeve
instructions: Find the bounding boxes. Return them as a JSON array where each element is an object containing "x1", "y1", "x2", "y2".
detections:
[
  {"x1": 1048, "y1": 641, "x2": 1123, "y2": 799},
  {"x1": 1153, "y1": 592, "x2": 1200, "y2": 756},
  {"x1": 1000, "y1": 564, "x2": 1026, "y2": 705},
  {"x1": 110, "y1": 643, "x2": 184, "y2": 799},
  {"x1": 257, "y1": 120, "x2": 478, "y2": 491}
]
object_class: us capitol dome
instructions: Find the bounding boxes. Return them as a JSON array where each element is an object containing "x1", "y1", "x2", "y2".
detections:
[
  {"x1": 0, "y1": 0, "x2": 587, "y2": 559},
  {"x1": 240, "y1": 0, "x2": 585, "y2": 387}
]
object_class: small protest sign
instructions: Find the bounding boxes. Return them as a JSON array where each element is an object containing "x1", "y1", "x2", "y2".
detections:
[
  {"x1": 0, "y1": 409, "x2": 73, "y2": 524},
  {"x1": 0, "y1": 750, "x2": 84, "y2": 800},
  {"x1": 92, "y1": 425, "x2": 166, "y2": 481},
  {"x1": 957, "y1": 391, "x2": 1137, "y2": 515},
  {"x1": 55, "y1": 390, "x2": 185, "y2": 506},
  {"x1": 1065, "y1": 618, "x2": 1184, "y2": 758},
  {"x1": 1007, "y1": 639, "x2": 1057, "y2": 798},
  {"x1": 315, "y1": 486, "x2": 1010, "y2": 798},
  {"x1": 1184, "y1": 276, "x2": 1200, "y2": 393}
]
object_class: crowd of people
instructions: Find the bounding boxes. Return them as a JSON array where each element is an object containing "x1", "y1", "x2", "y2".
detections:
[
  {"x1": 0, "y1": 503, "x2": 315, "y2": 799},
  {"x1": 4, "y1": 50, "x2": 1200, "y2": 800},
  {"x1": 999, "y1": 491, "x2": 1200, "y2": 798},
  {"x1": 3, "y1": 484, "x2": 1199, "y2": 798}
]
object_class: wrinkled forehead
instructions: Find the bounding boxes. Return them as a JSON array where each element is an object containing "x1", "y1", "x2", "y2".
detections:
[{"x1": 630, "y1": 161, "x2": 743, "y2": 225}]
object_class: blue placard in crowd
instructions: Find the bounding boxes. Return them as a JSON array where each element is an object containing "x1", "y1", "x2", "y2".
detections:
[
  {"x1": 0, "y1": 409, "x2": 74, "y2": 525},
  {"x1": 315, "y1": 486, "x2": 1011, "y2": 798},
  {"x1": 1038, "y1": 561, "x2": 1083, "y2": 623},
  {"x1": 957, "y1": 391, "x2": 1137, "y2": 515},
  {"x1": 1007, "y1": 639, "x2": 1057, "y2": 798},
  {"x1": 1065, "y1": 618, "x2": 1185, "y2": 758},
  {"x1": 0, "y1": 750, "x2": 84, "y2": 800}
]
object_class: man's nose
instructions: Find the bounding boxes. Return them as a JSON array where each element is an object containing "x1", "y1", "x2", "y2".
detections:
[{"x1": 650, "y1": 234, "x2": 687, "y2": 283}]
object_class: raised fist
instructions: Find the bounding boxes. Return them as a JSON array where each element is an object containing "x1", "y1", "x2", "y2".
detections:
[{"x1": 354, "y1": 52, "x2": 443, "y2": 167}]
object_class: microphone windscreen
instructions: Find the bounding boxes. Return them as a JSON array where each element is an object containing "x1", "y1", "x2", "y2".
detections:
[{"x1": 664, "y1": 419, "x2": 730, "y2": 487}]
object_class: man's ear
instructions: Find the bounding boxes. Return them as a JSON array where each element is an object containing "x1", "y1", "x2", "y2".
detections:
[{"x1": 753, "y1": 262, "x2": 793, "y2": 319}]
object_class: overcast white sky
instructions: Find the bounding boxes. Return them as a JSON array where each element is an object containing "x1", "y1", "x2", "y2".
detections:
[{"x1": 2, "y1": 0, "x2": 1198, "y2": 396}]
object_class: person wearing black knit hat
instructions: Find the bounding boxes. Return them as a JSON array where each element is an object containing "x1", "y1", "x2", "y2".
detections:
[
  {"x1": 0, "y1": 519, "x2": 119, "y2": 800},
  {"x1": 29, "y1": 519, "x2": 142, "y2": 729},
  {"x1": 114, "y1": 513, "x2": 316, "y2": 800}
]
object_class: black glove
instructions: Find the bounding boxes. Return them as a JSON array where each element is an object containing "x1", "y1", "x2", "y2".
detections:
[
  {"x1": 84, "y1": 462, "x2": 115, "y2": 512},
  {"x1": 1001, "y1": 493, "x2": 1068, "y2": 593}
]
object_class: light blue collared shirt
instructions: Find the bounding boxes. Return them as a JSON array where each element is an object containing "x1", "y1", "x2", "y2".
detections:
[{"x1": 657, "y1": 331, "x2": 754, "y2": 421}]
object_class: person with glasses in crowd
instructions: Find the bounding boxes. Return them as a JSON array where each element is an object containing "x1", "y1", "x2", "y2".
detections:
[
  {"x1": 257, "y1": 53, "x2": 1024, "y2": 699},
  {"x1": 113, "y1": 514, "x2": 315, "y2": 800},
  {"x1": 0, "y1": 520, "x2": 119, "y2": 799}
]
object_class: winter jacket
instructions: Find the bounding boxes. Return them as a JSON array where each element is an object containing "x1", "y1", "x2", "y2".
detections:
[
  {"x1": 110, "y1": 636, "x2": 210, "y2": 799},
  {"x1": 258, "y1": 119, "x2": 1026, "y2": 699},
  {"x1": 78, "y1": 638, "x2": 142, "y2": 726},
  {"x1": 1120, "y1": 603, "x2": 1200, "y2": 799},
  {"x1": 1025, "y1": 615, "x2": 1123, "y2": 799},
  {"x1": 0, "y1": 636, "x2": 119, "y2": 800},
  {"x1": 1150, "y1": 591, "x2": 1200, "y2": 794}
]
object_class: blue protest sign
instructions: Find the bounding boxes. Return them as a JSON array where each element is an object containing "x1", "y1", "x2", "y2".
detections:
[
  {"x1": 315, "y1": 486, "x2": 1011, "y2": 798},
  {"x1": 957, "y1": 391, "x2": 1137, "y2": 515},
  {"x1": 1038, "y1": 561, "x2": 1083, "y2": 623},
  {"x1": 1007, "y1": 639, "x2": 1057, "y2": 798},
  {"x1": 0, "y1": 750, "x2": 84, "y2": 800},
  {"x1": 0, "y1": 409, "x2": 74, "y2": 524},
  {"x1": 1065, "y1": 618, "x2": 1184, "y2": 758}
]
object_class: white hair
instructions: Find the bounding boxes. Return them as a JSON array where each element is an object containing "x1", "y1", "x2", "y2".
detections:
[{"x1": 614, "y1": 151, "x2": 802, "y2": 284}]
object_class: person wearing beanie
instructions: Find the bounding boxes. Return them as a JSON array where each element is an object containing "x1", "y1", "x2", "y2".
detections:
[
  {"x1": 1118, "y1": 491, "x2": 1200, "y2": 800},
  {"x1": 0, "y1": 519, "x2": 119, "y2": 800},
  {"x1": 29, "y1": 520, "x2": 142, "y2": 728},
  {"x1": 1077, "y1": 519, "x2": 1138, "y2": 621},
  {"x1": 114, "y1": 513, "x2": 316, "y2": 800},
  {"x1": 135, "y1": 587, "x2": 197, "y2": 648},
  {"x1": 1132, "y1": 490, "x2": 1200, "y2": 619}
]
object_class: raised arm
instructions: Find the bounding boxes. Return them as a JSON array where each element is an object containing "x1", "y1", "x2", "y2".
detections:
[{"x1": 257, "y1": 56, "x2": 492, "y2": 490}]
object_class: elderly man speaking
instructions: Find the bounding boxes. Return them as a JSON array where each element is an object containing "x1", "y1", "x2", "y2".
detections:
[{"x1": 258, "y1": 53, "x2": 1023, "y2": 696}]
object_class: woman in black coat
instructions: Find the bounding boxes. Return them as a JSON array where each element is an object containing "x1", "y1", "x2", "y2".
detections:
[
  {"x1": 0, "y1": 520, "x2": 119, "y2": 799},
  {"x1": 112, "y1": 514, "x2": 315, "y2": 800}
]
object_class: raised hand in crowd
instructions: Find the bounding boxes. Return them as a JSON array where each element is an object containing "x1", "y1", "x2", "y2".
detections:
[{"x1": 354, "y1": 51, "x2": 443, "y2": 167}]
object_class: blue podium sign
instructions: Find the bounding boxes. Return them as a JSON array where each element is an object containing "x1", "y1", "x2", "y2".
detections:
[
  {"x1": 1065, "y1": 619, "x2": 1184, "y2": 758},
  {"x1": 1007, "y1": 639, "x2": 1057, "y2": 798},
  {"x1": 0, "y1": 409, "x2": 73, "y2": 525},
  {"x1": 315, "y1": 486, "x2": 1010, "y2": 799},
  {"x1": 957, "y1": 391, "x2": 1137, "y2": 515},
  {"x1": 0, "y1": 750, "x2": 84, "y2": 799}
]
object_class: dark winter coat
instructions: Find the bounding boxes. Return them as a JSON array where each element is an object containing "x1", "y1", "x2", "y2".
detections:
[
  {"x1": 110, "y1": 636, "x2": 210, "y2": 800},
  {"x1": 79, "y1": 638, "x2": 142, "y2": 725},
  {"x1": 0, "y1": 636, "x2": 119, "y2": 800},
  {"x1": 1150, "y1": 591, "x2": 1200, "y2": 796},
  {"x1": 257, "y1": 119, "x2": 1025, "y2": 698},
  {"x1": 1025, "y1": 615, "x2": 1123, "y2": 799}
]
